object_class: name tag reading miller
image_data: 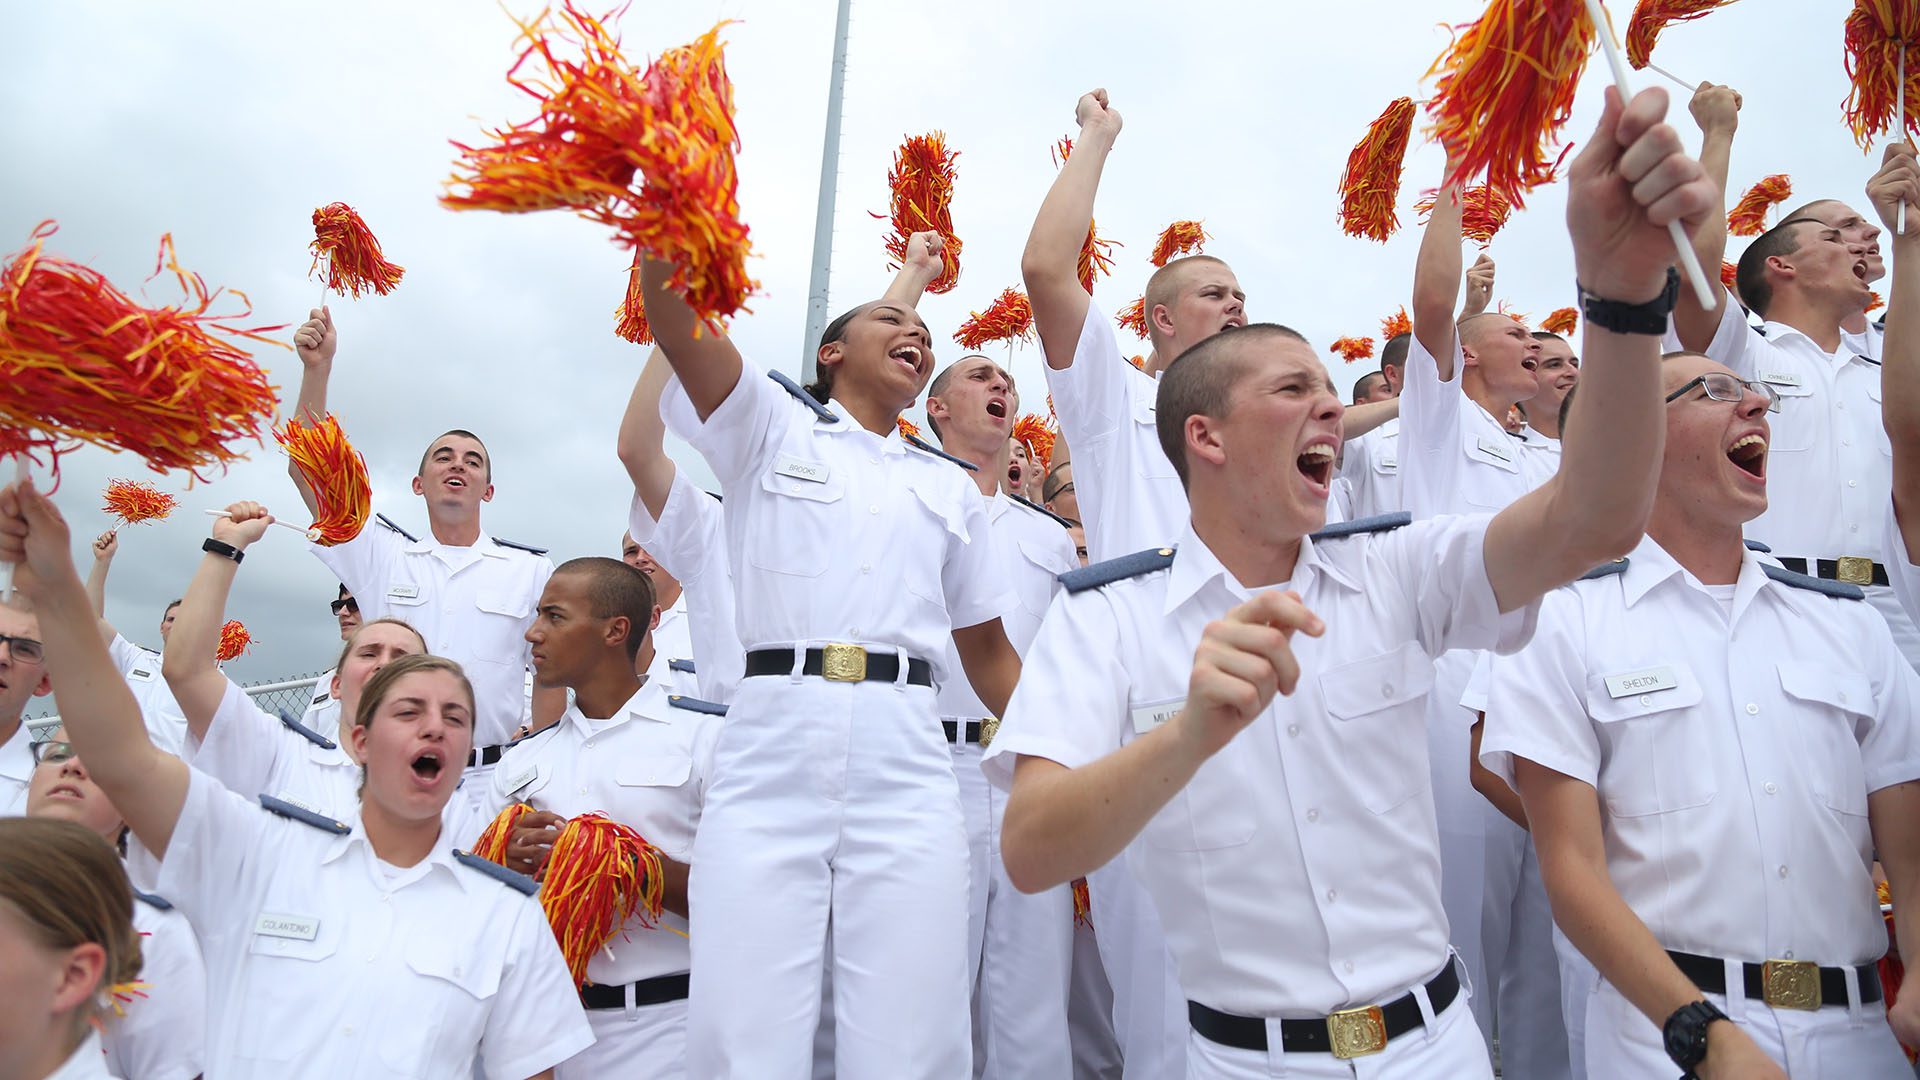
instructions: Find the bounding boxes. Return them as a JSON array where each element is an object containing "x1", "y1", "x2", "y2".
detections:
[
  {"x1": 1604, "y1": 666, "x2": 1679, "y2": 699},
  {"x1": 1132, "y1": 699, "x2": 1185, "y2": 734},
  {"x1": 255, "y1": 913, "x2": 320, "y2": 941}
]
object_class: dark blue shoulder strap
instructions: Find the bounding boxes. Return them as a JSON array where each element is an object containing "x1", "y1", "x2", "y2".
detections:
[
  {"x1": 1308, "y1": 510, "x2": 1413, "y2": 542},
  {"x1": 492, "y1": 536, "x2": 550, "y2": 556},
  {"x1": 668, "y1": 657, "x2": 697, "y2": 674},
  {"x1": 1743, "y1": 538, "x2": 1772, "y2": 554},
  {"x1": 1762, "y1": 562, "x2": 1865, "y2": 600},
  {"x1": 904, "y1": 433, "x2": 980, "y2": 471},
  {"x1": 1579, "y1": 558, "x2": 1630, "y2": 581},
  {"x1": 1009, "y1": 492, "x2": 1072, "y2": 527},
  {"x1": 375, "y1": 513, "x2": 418, "y2": 543},
  {"x1": 768, "y1": 369, "x2": 838, "y2": 422},
  {"x1": 1058, "y1": 546, "x2": 1177, "y2": 594},
  {"x1": 132, "y1": 889, "x2": 173, "y2": 911},
  {"x1": 280, "y1": 714, "x2": 337, "y2": 750},
  {"x1": 258, "y1": 794, "x2": 351, "y2": 835},
  {"x1": 669, "y1": 694, "x2": 728, "y2": 716},
  {"x1": 451, "y1": 850, "x2": 539, "y2": 895}
]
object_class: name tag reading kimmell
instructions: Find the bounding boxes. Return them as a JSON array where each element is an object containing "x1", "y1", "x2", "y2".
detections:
[
  {"x1": 1132, "y1": 699, "x2": 1185, "y2": 734},
  {"x1": 255, "y1": 913, "x2": 320, "y2": 941},
  {"x1": 1760, "y1": 371, "x2": 1802, "y2": 387},
  {"x1": 776, "y1": 456, "x2": 830, "y2": 484},
  {"x1": 1604, "y1": 666, "x2": 1678, "y2": 699}
]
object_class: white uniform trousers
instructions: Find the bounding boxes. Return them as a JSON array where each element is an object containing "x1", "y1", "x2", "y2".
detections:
[
  {"x1": 953, "y1": 738, "x2": 1076, "y2": 1079},
  {"x1": 1865, "y1": 583, "x2": 1920, "y2": 671},
  {"x1": 1585, "y1": 974, "x2": 1911, "y2": 1078},
  {"x1": 1551, "y1": 927, "x2": 1597, "y2": 1080},
  {"x1": 1068, "y1": 913, "x2": 1126, "y2": 1080},
  {"x1": 1185, "y1": 991, "x2": 1493, "y2": 1079},
  {"x1": 1089, "y1": 856, "x2": 1189, "y2": 1077},
  {"x1": 1427, "y1": 652, "x2": 1490, "y2": 1043},
  {"x1": 686, "y1": 677, "x2": 971, "y2": 1079},
  {"x1": 560, "y1": 996, "x2": 686, "y2": 1077},
  {"x1": 1480, "y1": 809, "x2": 1571, "y2": 1079}
]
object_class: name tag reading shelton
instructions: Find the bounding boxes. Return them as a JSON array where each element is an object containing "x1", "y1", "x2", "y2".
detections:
[
  {"x1": 1604, "y1": 666, "x2": 1678, "y2": 699},
  {"x1": 255, "y1": 913, "x2": 320, "y2": 941}
]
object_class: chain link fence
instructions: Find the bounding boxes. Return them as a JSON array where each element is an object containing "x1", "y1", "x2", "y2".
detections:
[{"x1": 26, "y1": 673, "x2": 324, "y2": 741}]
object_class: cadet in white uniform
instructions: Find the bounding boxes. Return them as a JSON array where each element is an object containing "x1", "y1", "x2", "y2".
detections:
[
  {"x1": 640, "y1": 241, "x2": 1026, "y2": 1077},
  {"x1": 1337, "y1": 335, "x2": 1410, "y2": 521},
  {"x1": 472, "y1": 557, "x2": 724, "y2": 1077},
  {"x1": 625, "y1": 539, "x2": 698, "y2": 696},
  {"x1": 925, "y1": 353, "x2": 1082, "y2": 1077},
  {"x1": 1485, "y1": 355, "x2": 1920, "y2": 1078},
  {"x1": 298, "y1": 585, "x2": 365, "y2": 735},
  {"x1": 85, "y1": 533, "x2": 192, "y2": 756},
  {"x1": 288, "y1": 307, "x2": 566, "y2": 792},
  {"x1": 0, "y1": 484, "x2": 595, "y2": 1080},
  {"x1": 991, "y1": 85, "x2": 1715, "y2": 1079},
  {"x1": 0, "y1": 603, "x2": 50, "y2": 815},
  {"x1": 1515, "y1": 330, "x2": 1578, "y2": 471}
]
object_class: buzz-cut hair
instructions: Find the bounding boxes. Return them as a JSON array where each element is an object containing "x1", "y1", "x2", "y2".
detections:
[
  {"x1": 1155, "y1": 323, "x2": 1311, "y2": 489},
  {"x1": 553, "y1": 556, "x2": 657, "y2": 662},
  {"x1": 1142, "y1": 255, "x2": 1232, "y2": 349},
  {"x1": 417, "y1": 430, "x2": 492, "y2": 482},
  {"x1": 1736, "y1": 218, "x2": 1820, "y2": 319},
  {"x1": 1379, "y1": 332, "x2": 1411, "y2": 371},
  {"x1": 1351, "y1": 371, "x2": 1385, "y2": 405}
]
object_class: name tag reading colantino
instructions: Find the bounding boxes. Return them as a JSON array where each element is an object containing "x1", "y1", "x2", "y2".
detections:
[{"x1": 255, "y1": 913, "x2": 320, "y2": 941}]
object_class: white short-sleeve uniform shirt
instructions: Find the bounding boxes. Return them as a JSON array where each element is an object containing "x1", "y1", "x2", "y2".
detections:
[
  {"x1": 108, "y1": 635, "x2": 191, "y2": 757},
  {"x1": 627, "y1": 471, "x2": 744, "y2": 703},
  {"x1": 104, "y1": 890, "x2": 207, "y2": 1080},
  {"x1": 0, "y1": 721, "x2": 32, "y2": 815},
  {"x1": 934, "y1": 492, "x2": 1078, "y2": 721},
  {"x1": 1339, "y1": 418, "x2": 1405, "y2": 520},
  {"x1": 1400, "y1": 334, "x2": 1555, "y2": 520}
]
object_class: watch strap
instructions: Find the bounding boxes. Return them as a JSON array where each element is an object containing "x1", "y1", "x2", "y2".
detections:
[
  {"x1": 1578, "y1": 266, "x2": 1681, "y2": 336},
  {"x1": 201, "y1": 537, "x2": 245, "y2": 564}
]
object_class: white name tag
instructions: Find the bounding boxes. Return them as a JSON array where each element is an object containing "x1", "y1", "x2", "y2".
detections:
[
  {"x1": 1604, "y1": 666, "x2": 1679, "y2": 699},
  {"x1": 503, "y1": 764, "x2": 539, "y2": 796},
  {"x1": 255, "y1": 913, "x2": 320, "y2": 941},
  {"x1": 1378, "y1": 453, "x2": 1398, "y2": 471},
  {"x1": 1131, "y1": 699, "x2": 1185, "y2": 734},
  {"x1": 1474, "y1": 437, "x2": 1513, "y2": 463},
  {"x1": 1760, "y1": 371, "x2": 1801, "y2": 387},
  {"x1": 128, "y1": 667, "x2": 156, "y2": 682},
  {"x1": 387, "y1": 584, "x2": 420, "y2": 600},
  {"x1": 775, "y1": 456, "x2": 830, "y2": 484},
  {"x1": 274, "y1": 793, "x2": 320, "y2": 815}
]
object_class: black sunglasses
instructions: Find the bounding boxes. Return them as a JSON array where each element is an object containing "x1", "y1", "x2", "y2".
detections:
[
  {"x1": 330, "y1": 597, "x2": 360, "y2": 617},
  {"x1": 0, "y1": 634, "x2": 44, "y2": 664}
]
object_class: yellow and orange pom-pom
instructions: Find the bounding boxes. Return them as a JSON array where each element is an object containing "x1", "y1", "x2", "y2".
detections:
[
  {"x1": 1426, "y1": 0, "x2": 1592, "y2": 206},
  {"x1": 1844, "y1": 0, "x2": 1920, "y2": 149},
  {"x1": 1540, "y1": 307, "x2": 1579, "y2": 335},
  {"x1": 310, "y1": 203, "x2": 405, "y2": 299},
  {"x1": 1338, "y1": 97, "x2": 1417, "y2": 242},
  {"x1": 954, "y1": 287, "x2": 1035, "y2": 351},
  {"x1": 1050, "y1": 137, "x2": 1119, "y2": 290},
  {"x1": 473, "y1": 803, "x2": 535, "y2": 865},
  {"x1": 1149, "y1": 220, "x2": 1209, "y2": 267},
  {"x1": 274, "y1": 413, "x2": 371, "y2": 546},
  {"x1": 1072, "y1": 877, "x2": 1092, "y2": 928},
  {"x1": 1381, "y1": 306, "x2": 1413, "y2": 341},
  {"x1": 0, "y1": 222, "x2": 284, "y2": 484},
  {"x1": 1415, "y1": 186, "x2": 1515, "y2": 246},
  {"x1": 615, "y1": 254, "x2": 652, "y2": 345},
  {"x1": 1498, "y1": 301, "x2": 1530, "y2": 327},
  {"x1": 1012, "y1": 414, "x2": 1056, "y2": 472},
  {"x1": 1626, "y1": 0, "x2": 1740, "y2": 70},
  {"x1": 1727, "y1": 174, "x2": 1793, "y2": 237},
  {"x1": 216, "y1": 621, "x2": 252, "y2": 663},
  {"x1": 1721, "y1": 259, "x2": 1739, "y2": 289},
  {"x1": 106, "y1": 980, "x2": 152, "y2": 1018},
  {"x1": 876, "y1": 133, "x2": 963, "y2": 294},
  {"x1": 1128, "y1": 355, "x2": 1147, "y2": 370},
  {"x1": 541, "y1": 813, "x2": 668, "y2": 986},
  {"x1": 897, "y1": 417, "x2": 922, "y2": 440},
  {"x1": 1869, "y1": 290, "x2": 1887, "y2": 313},
  {"x1": 101, "y1": 479, "x2": 177, "y2": 527},
  {"x1": 1330, "y1": 336, "x2": 1375, "y2": 363},
  {"x1": 1116, "y1": 295, "x2": 1149, "y2": 339}
]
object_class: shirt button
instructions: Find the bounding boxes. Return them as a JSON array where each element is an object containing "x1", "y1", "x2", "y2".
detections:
[
  {"x1": 1325, "y1": 889, "x2": 1337, "y2": 903},
  {"x1": 1287, "y1": 724, "x2": 1300, "y2": 737},
  {"x1": 366, "y1": 954, "x2": 377, "y2": 963},
  {"x1": 343, "y1": 1026, "x2": 354, "y2": 1036},
  {"x1": 579, "y1": 786, "x2": 588, "y2": 795},
  {"x1": 1764, "y1": 781, "x2": 1778, "y2": 794},
  {"x1": 869, "y1": 505, "x2": 880, "y2": 515},
  {"x1": 1843, "y1": 439, "x2": 1852, "y2": 447},
  {"x1": 1848, "y1": 479, "x2": 1858, "y2": 488},
  {"x1": 1778, "y1": 865, "x2": 1790, "y2": 878},
  {"x1": 1639, "y1": 694, "x2": 1653, "y2": 707},
  {"x1": 1381, "y1": 683, "x2": 1395, "y2": 698},
  {"x1": 1745, "y1": 703, "x2": 1760, "y2": 715},
  {"x1": 1838, "y1": 690, "x2": 1849, "y2": 704},
  {"x1": 1344, "y1": 960, "x2": 1356, "y2": 974},
  {"x1": 1306, "y1": 809, "x2": 1320, "y2": 823},
  {"x1": 861, "y1": 564, "x2": 871, "y2": 574},
  {"x1": 1784, "y1": 950, "x2": 1795, "y2": 960}
]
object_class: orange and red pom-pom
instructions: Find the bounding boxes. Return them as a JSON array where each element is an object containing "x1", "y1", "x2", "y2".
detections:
[
  {"x1": 1869, "y1": 290, "x2": 1886, "y2": 313},
  {"x1": 1844, "y1": 0, "x2": 1920, "y2": 149},
  {"x1": 1338, "y1": 97, "x2": 1417, "y2": 242},
  {"x1": 1540, "y1": 307, "x2": 1579, "y2": 335},
  {"x1": 1727, "y1": 174, "x2": 1793, "y2": 237},
  {"x1": 1050, "y1": 137, "x2": 1118, "y2": 291},
  {"x1": 275, "y1": 414, "x2": 372, "y2": 547},
  {"x1": 310, "y1": 203, "x2": 405, "y2": 299},
  {"x1": 1149, "y1": 220, "x2": 1209, "y2": 267},
  {"x1": 615, "y1": 254, "x2": 652, "y2": 344},
  {"x1": 896, "y1": 417, "x2": 922, "y2": 440},
  {"x1": 954, "y1": 288, "x2": 1035, "y2": 351},
  {"x1": 1721, "y1": 259, "x2": 1739, "y2": 289},
  {"x1": 1626, "y1": 0, "x2": 1739, "y2": 70},
  {"x1": 102, "y1": 479, "x2": 177, "y2": 527},
  {"x1": 1072, "y1": 878, "x2": 1092, "y2": 928},
  {"x1": 1498, "y1": 301, "x2": 1530, "y2": 327},
  {"x1": 1381, "y1": 306, "x2": 1413, "y2": 341},
  {"x1": 216, "y1": 621, "x2": 252, "y2": 663},
  {"x1": 1330, "y1": 336, "x2": 1375, "y2": 363},
  {"x1": 877, "y1": 133, "x2": 963, "y2": 294},
  {"x1": 1012, "y1": 414, "x2": 1056, "y2": 472},
  {"x1": 1116, "y1": 295, "x2": 1149, "y2": 339},
  {"x1": 542, "y1": 813, "x2": 668, "y2": 985},
  {"x1": 1415, "y1": 185, "x2": 1514, "y2": 246}
]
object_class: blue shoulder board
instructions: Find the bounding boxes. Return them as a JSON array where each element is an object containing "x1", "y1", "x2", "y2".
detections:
[
  {"x1": 1762, "y1": 562, "x2": 1865, "y2": 600},
  {"x1": 132, "y1": 889, "x2": 173, "y2": 911},
  {"x1": 705, "y1": 490, "x2": 724, "y2": 503},
  {"x1": 452, "y1": 850, "x2": 539, "y2": 896},
  {"x1": 492, "y1": 536, "x2": 549, "y2": 556},
  {"x1": 1059, "y1": 546, "x2": 1176, "y2": 594},
  {"x1": 904, "y1": 433, "x2": 980, "y2": 471},
  {"x1": 668, "y1": 657, "x2": 697, "y2": 674},
  {"x1": 768, "y1": 369, "x2": 839, "y2": 423},
  {"x1": 1579, "y1": 558, "x2": 1630, "y2": 581},
  {"x1": 1743, "y1": 538, "x2": 1772, "y2": 554},
  {"x1": 259, "y1": 794, "x2": 350, "y2": 835},
  {"x1": 375, "y1": 513, "x2": 418, "y2": 543},
  {"x1": 1858, "y1": 352, "x2": 1882, "y2": 367},
  {"x1": 669, "y1": 694, "x2": 728, "y2": 716},
  {"x1": 1009, "y1": 492, "x2": 1073, "y2": 528},
  {"x1": 280, "y1": 714, "x2": 337, "y2": 750},
  {"x1": 1309, "y1": 510, "x2": 1413, "y2": 542}
]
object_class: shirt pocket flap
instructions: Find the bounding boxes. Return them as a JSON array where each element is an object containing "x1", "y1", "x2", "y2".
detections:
[
  {"x1": 1016, "y1": 534, "x2": 1068, "y2": 574},
  {"x1": 1463, "y1": 431, "x2": 1520, "y2": 473},
  {"x1": 1584, "y1": 666, "x2": 1703, "y2": 723},
  {"x1": 406, "y1": 932, "x2": 502, "y2": 998},
  {"x1": 1322, "y1": 644, "x2": 1434, "y2": 720},
  {"x1": 910, "y1": 484, "x2": 972, "y2": 543},
  {"x1": 1776, "y1": 663, "x2": 1873, "y2": 718},
  {"x1": 760, "y1": 465, "x2": 845, "y2": 504},
  {"x1": 1758, "y1": 373, "x2": 1814, "y2": 397},
  {"x1": 476, "y1": 590, "x2": 531, "y2": 618},
  {"x1": 248, "y1": 927, "x2": 338, "y2": 962},
  {"x1": 617, "y1": 754, "x2": 695, "y2": 788}
]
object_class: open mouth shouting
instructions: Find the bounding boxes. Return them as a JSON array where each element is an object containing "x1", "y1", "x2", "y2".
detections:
[
  {"x1": 1296, "y1": 439, "x2": 1337, "y2": 497},
  {"x1": 409, "y1": 746, "x2": 448, "y2": 788},
  {"x1": 889, "y1": 344, "x2": 926, "y2": 378},
  {"x1": 1006, "y1": 459, "x2": 1025, "y2": 489},
  {"x1": 985, "y1": 393, "x2": 1009, "y2": 421},
  {"x1": 1726, "y1": 431, "x2": 1767, "y2": 483}
]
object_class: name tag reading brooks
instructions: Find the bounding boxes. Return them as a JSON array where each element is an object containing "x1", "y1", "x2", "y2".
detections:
[
  {"x1": 1132, "y1": 699, "x2": 1185, "y2": 735},
  {"x1": 1603, "y1": 666, "x2": 1679, "y2": 699},
  {"x1": 776, "y1": 456, "x2": 830, "y2": 484},
  {"x1": 256, "y1": 913, "x2": 320, "y2": 941}
]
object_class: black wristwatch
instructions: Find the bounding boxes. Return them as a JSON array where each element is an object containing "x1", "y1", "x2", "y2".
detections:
[
  {"x1": 201, "y1": 537, "x2": 245, "y2": 564},
  {"x1": 1576, "y1": 266, "x2": 1681, "y2": 336},
  {"x1": 1662, "y1": 999, "x2": 1728, "y2": 1077}
]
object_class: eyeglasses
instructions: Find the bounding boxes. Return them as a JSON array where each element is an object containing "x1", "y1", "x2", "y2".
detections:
[
  {"x1": 0, "y1": 634, "x2": 44, "y2": 664},
  {"x1": 1664, "y1": 373, "x2": 1780, "y2": 414},
  {"x1": 330, "y1": 597, "x2": 360, "y2": 617},
  {"x1": 31, "y1": 740, "x2": 75, "y2": 766}
]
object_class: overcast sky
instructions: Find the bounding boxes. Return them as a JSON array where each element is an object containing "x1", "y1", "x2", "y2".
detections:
[{"x1": 2, "y1": 0, "x2": 1884, "y2": 699}]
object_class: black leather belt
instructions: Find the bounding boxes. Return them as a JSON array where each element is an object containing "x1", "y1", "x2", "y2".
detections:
[
  {"x1": 467, "y1": 743, "x2": 507, "y2": 767},
  {"x1": 943, "y1": 719, "x2": 982, "y2": 744},
  {"x1": 1775, "y1": 557, "x2": 1889, "y2": 587},
  {"x1": 1667, "y1": 950, "x2": 1882, "y2": 1009},
  {"x1": 1188, "y1": 963, "x2": 1459, "y2": 1057},
  {"x1": 579, "y1": 972, "x2": 690, "y2": 1010},
  {"x1": 744, "y1": 647, "x2": 932, "y2": 687}
]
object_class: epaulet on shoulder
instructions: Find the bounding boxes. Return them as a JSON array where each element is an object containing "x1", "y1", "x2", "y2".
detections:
[
  {"x1": 258, "y1": 794, "x2": 350, "y2": 835},
  {"x1": 1309, "y1": 510, "x2": 1413, "y2": 542},
  {"x1": 1059, "y1": 546, "x2": 1176, "y2": 594},
  {"x1": 1743, "y1": 538, "x2": 1772, "y2": 553},
  {"x1": 132, "y1": 889, "x2": 173, "y2": 912},
  {"x1": 452, "y1": 850, "x2": 539, "y2": 896},
  {"x1": 669, "y1": 694, "x2": 728, "y2": 716},
  {"x1": 280, "y1": 714, "x2": 337, "y2": 750},
  {"x1": 768, "y1": 369, "x2": 838, "y2": 423},
  {"x1": 375, "y1": 513, "x2": 418, "y2": 543},
  {"x1": 1009, "y1": 492, "x2": 1073, "y2": 528},
  {"x1": 1579, "y1": 558, "x2": 1629, "y2": 581},
  {"x1": 310, "y1": 687, "x2": 332, "y2": 706},
  {"x1": 503, "y1": 723, "x2": 559, "y2": 749},
  {"x1": 492, "y1": 536, "x2": 549, "y2": 556},
  {"x1": 904, "y1": 433, "x2": 980, "y2": 471},
  {"x1": 668, "y1": 657, "x2": 697, "y2": 674},
  {"x1": 1762, "y1": 562, "x2": 1865, "y2": 600}
]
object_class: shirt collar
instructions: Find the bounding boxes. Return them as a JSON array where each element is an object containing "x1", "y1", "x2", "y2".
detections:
[
  {"x1": 1759, "y1": 320, "x2": 1858, "y2": 361},
  {"x1": 566, "y1": 680, "x2": 670, "y2": 738},
  {"x1": 321, "y1": 801, "x2": 471, "y2": 893},
  {"x1": 1619, "y1": 535, "x2": 1774, "y2": 617},
  {"x1": 0, "y1": 721, "x2": 32, "y2": 781},
  {"x1": 406, "y1": 530, "x2": 508, "y2": 558},
  {"x1": 1160, "y1": 520, "x2": 1349, "y2": 616}
]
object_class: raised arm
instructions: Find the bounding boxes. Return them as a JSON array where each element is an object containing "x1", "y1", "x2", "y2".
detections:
[
  {"x1": 0, "y1": 482, "x2": 189, "y2": 857},
  {"x1": 1484, "y1": 86, "x2": 1717, "y2": 610},
  {"x1": 1342, "y1": 395, "x2": 1400, "y2": 440},
  {"x1": 1021, "y1": 89, "x2": 1122, "y2": 372},
  {"x1": 882, "y1": 231, "x2": 947, "y2": 307},
  {"x1": 286, "y1": 306, "x2": 339, "y2": 520},
  {"x1": 1669, "y1": 84, "x2": 1742, "y2": 353},
  {"x1": 638, "y1": 259, "x2": 745, "y2": 422},
  {"x1": 615, "y1": 346, "x2": 679, "y2": 520},
  {"x1": 84, "y1": 530, "x2": 123, "y2": 646},
  {"x1": 162, "y1": 503, "x2": 274, "y2": 744},
  {"x1": 1410, "y1": 162, "x2": 1468, "y2": 376},
  {"x1": 1875, "y1": 143, "x2": 1920, "y2": 563}
]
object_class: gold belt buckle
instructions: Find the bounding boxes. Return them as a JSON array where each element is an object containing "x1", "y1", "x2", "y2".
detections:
[
  {"x1": 1835, "y1": 556, "x2": 1874, "y2": 586},
  {"x1": 1761, "y1": 959, "x2": 1822, "y2": 1010},
  {"x1": 1326, "y1": 1005, "x2": 1387, "y2": 1059},
  {"x1": 821, "y1": 643, "x2": 868, "y2": 682},
  {"x1": 979, "y1": 717, "x2": 1000, "y2": 749}
]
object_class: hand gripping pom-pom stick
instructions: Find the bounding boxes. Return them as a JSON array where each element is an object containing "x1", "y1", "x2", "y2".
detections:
[
  {"x1": 0, "y1": 458, "x2": 21, "y2": 602},
  {"x1": 201, "y1": 508, "x2": 321, "y2": 542},
  {"x1": 1584, "y1": 0, "x2": 1719, "y2": 309},
  {"x1": 1625, "y1": 0, "x2": 1742, "y2": 88}
]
